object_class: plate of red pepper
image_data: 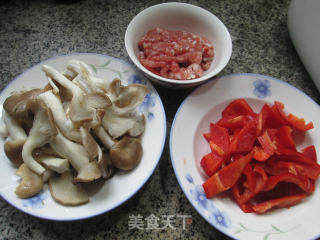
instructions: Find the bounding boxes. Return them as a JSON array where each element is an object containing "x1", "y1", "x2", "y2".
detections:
[{"x1": 170, "y1": 73, "x2": 320, "y2": 240}]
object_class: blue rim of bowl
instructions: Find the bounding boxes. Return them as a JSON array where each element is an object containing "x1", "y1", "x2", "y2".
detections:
[
  {"x1": 169, "y1": 72, "x2": 320, "y2": 240},
  {"x1": 0, "y1": 52, "x2": 167, "y2": 221},
  {"x1": 125, "y1": 2, "x2": 232, "y2": 85}
]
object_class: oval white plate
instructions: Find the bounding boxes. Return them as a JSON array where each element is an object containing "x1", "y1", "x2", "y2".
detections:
[
  {"x1": 0, "y1": 53, "x2": 166, "y2": 221},
  {"x1": 170, "y1": 73, "x2": 320, "y2": 240}
]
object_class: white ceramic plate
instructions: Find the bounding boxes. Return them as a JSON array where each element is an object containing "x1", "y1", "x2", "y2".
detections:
[
  {"x1": 170, "y1": 73, "x2": 320, "y2": 240},
  {"x1": 0, "y1": 53, "x2": 166, "y2": 221}
]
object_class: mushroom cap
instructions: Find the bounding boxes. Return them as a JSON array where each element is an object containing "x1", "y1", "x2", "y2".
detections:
[
  {"x1": 109, "y1": 136, "x2": 143, "y2": 171},
  {"x1": 4, "y1": 139, "x2": 25, "y2": 168},
  {"x1": 15, "y1": 163, "x2": 44, "y2": 198},
  {"x1": 3, "y1": 88, "x2": 44, "y2": 119},
  {"x1": 49, "y1": 170, "x2": 89, "y2": 206}
]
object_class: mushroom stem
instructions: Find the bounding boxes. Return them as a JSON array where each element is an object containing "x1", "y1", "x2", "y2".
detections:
[
  {"x1": 22, "y1": 106, "x2": 57, "y2": 175},
  {"x1": 2, "y1": 110, "x2": 27, "y2": 141},
  {"x1": 50, "y1": 132, "x2": 101, "y2": 182},
  {"x1": 37, "y1": 90, "x2": 81, "y2": 142}
]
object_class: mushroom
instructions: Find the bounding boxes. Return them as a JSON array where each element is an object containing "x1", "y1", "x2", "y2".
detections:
[
  {"x1": 93, "y1": 125, "x2": 115, "y2": 149},
  {"x1": 102, "y1": 110, "x2": 146, "y2": 138},
  {"x1": 37, "y1": 90, "x2": 81, "y2": 142},
  {"x1": 67, "y1": 60, "x2": 111, "y2": 93},
  {"x1": 0, "y1": 113, "x2": 8, "y2": 138},
  {"x1": 4, "y1": 139, "x2": 25, "y2": 167},
  {"x1": 42, "y1": 65, "x2": 95, "y2": 122},
  {"x1": 49, "y1": 170, "x2": 89, "y2": 206},
  {"x1": 50, "y1": 132, "x2": 101, "y2": 182},
  {"x1": 15, "y1": 163, "x2": 44, "y2": 198},
  {"x1": 109, "y1": 136, "x2": 143, "y2": 171},
  {"x1": 38, "y1": 156, "x2": 70, "y2": 174},
  {"x1": 3, "y1": 88, "x2": 44, "y2": 119},
  {"x1": 101, "y1": 78, "x2": 148, "y2": 138},
  {"x1": 22, "y1": 101, "x2": 57, "y2": 175},
  {"x1": 2, "y1": 110, "x2": 27, "y2": 167}
]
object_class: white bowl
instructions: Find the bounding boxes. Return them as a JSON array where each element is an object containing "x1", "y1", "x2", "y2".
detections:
[
  {"x1": 0, "y1": 53, "x2": 166, "y2": 221},
  {"x1": 125, "y1": 2, "x2": 232, "y2": 88}
]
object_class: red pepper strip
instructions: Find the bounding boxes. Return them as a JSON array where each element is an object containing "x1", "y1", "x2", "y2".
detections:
[
  {"x1": 262, "y1": 172, "x2": 312, "y2": 193},
  {"x1": 239, "y1": 202, "x2": 254, "y2": 213},
  {"x1": 257, "y1": 129, "x2": 277, "y2": 156},
  {"x1": 203, "y1": 151, "x2": 253, "y2": 198},
  {"x1": 270, "y1": 101, "x2": 290, "y2": 126},
  {"x1": 301, "y1": 145, "x2": 317, "y2": 162},
  {"x1": 243, "y1": 164, "x2": 256, "y2": 191},
  {"x1": 222, "y1": 99, "x2": 255, "y2": 118},
  {"x1": 252, "y1": 193, "x2": 307, "y2": 214},
  {"x1": 253, "y1": 146, "x2": 270, "y2": 162},
  {"x1": 232, "y1": 164, "x2": 268, "y2": 204},
  {"x1": 287, "y1": 114, "x2": 314, "y2": 131},
  {"x1": 273, "y1": 101, "x2": 313, "y2": 131},
  {"x1": 275, "y1": 126, "x2": 296, "y2": 150},
  {"x1": 217, "y1": 115, "x2": 250, "y2": 129},
  {"x1": 230, "y1": 120, "x2": 258, "y2": 153},
  {"x1": 203, "y1": 132, "x2": 211, "y2": 142},
  {"x1": 278, "y1": 161, "x2": 320, "y2": 181},
  {"x1": 209, "y1": 123, "x2": 230, "y2": 158},
  {"x1": 276, "y1": 148, "x2": 319, "y2": 166},
  {"x1": 200, "y1": 152, "x2": 224, "y2": 177}
]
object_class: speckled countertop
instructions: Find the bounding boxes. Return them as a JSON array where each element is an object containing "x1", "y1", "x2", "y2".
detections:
[{"x1": 0, "y1": 0, "x2": 319, "y2": 239}]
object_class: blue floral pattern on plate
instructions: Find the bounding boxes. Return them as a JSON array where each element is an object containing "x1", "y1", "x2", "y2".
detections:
[
  {"x1": 186, "y1": 174, "x2": 232, "y2": 230},
  {"x1": 253, "y1": 79, "x2": 271, "y2": 98},
  {"x1": 22, "y1": 191, "x2": 47, "y2": 209}
]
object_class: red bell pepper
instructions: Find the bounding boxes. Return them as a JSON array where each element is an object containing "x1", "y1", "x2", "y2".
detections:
[
  {"x1": 217, "y1": 115, "x2": 250, "y2": 129},
  {"x1": 301, "y1": 145, "x2": 317, "y2": 162},
  {"x1": 222, "y1": 99, "x2": 255, "y2": 118},
  {"x1": 252, "y1": 194, "x2": 307, "y2": 213},
  {"x1": 209, "y1": 123, "x2": 230, "y2": 158},
  {"x1": 203, "y1": 151, "x2": 253, "y2": 198},
  {"x1": 253, "y1": 146, "x2": 270, "y2": 162},
  {"x1": 203, "y1": 132, "x2": 211, "y2": 142},
  {"x1": 232, "y1": 164, "x2": 268, "y2": 204},
  {"x1": 200, "y1": 152, "x2": 224, "y2": 177},
  {"x1": 230, "y1": 120, "x2": 258, "y2": 153},
  {"x1": 257, "y1": 128, "x2": 277, "y2": 156},
  {"x1": 273, "y1": 101, "x2": 313, "y2": 131},
  {"x1": 275, "y1": 125, "x2": 296, "y2": 150},
  {"x1": 276, "y1": 148, "x2": 319, "y2": 166},
  {"x1": 262, "y1": 172, "x2": 312, "y2": 193}
]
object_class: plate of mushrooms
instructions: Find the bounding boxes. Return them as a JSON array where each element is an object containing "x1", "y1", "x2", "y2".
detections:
[{"x1": 0, "y1": 53, "x2": 166, "y2": 220}]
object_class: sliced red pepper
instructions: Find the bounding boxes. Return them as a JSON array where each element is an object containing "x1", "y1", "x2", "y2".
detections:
[
  {"x1": 243, "y1": 164, "x2": 256, "y2": 192},
  {"x1": 230, "y1": 120, "x2": 258, "y2": 153},
  {"x1": 262, "y1": 172, "x2": 312, "y2": 193},
  {"x1": 287, "y1": 114, "x2": 314, "y2": 131},
  {"x1": 252, "y1": 194, "x2": 307, "y2": 213},
  {"x1": 276, "y1": 148, "x2": 319, "y2": 166},
  {"x1": 232, "y1": 164, "x2": 268, "y2": 204},
  {"x1": 203, "y1": 132, "x2": 211, "y2": 142},
  {"x1": 253, "y1": 146, "x2": 270, "y2": 162},
  {"x1": 275, "y1": 126, "x2": 296, "y2": 150},
  {"x1": 217, "y1": 115, "x2": 250, "y2": 129},
  {"x1": 200, "y1": 152, "x2": 224, "y2": 177},
  {"x1": 222, "y1": 99, "x2": 255, "y2": 118},
  {"x1": 273, "y1": 101, "x2": 313, "y2": 131},
  {"x1": 301, "y1": 145, "x2": 317, "y2": 162},
  {"x1": 209, "y1": 123, "x2": 230, "y2": 158},
  {"x1": 258, "y1": 103, "x2": 282, "y2": 129},
  {"x1": 257, "y1": 128, "x2": 277, "y2": 156},
  {"x1": 203, "y1": 151, "x2": 253, "y2": 198}
]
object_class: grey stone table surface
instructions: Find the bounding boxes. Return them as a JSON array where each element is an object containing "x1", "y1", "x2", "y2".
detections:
[{"x1": 0, "y1": 0, "x2": 319, "y2": 239}]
